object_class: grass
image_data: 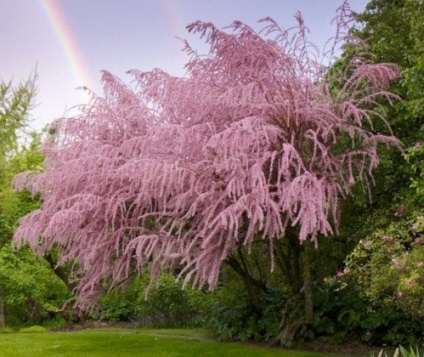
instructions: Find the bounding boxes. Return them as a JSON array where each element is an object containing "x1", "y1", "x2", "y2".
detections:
[{"x1": 0, "y1": 328, "x2": 349, "y2": 357}]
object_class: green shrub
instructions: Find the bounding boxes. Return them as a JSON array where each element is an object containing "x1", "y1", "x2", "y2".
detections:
[
  {"x1": 42, "y1": 316, "x2": 68, "y2": 331},
  {"x1": 338, "y1": 214, "x2": 424, "y2": 345},
  {"x1": 206, "y1": 280, "x2": 252, "y2": 341},
  {"x1": 205, "y1": 280, "x2": 286, "y2": 343},
  {"x1": 0, "y1": 245, "x2": 71, "y2": 329},
  {"x1": 19, "y1": 325, "x2": 47, "y2": 333},
  {"x1": 101, "y1": 289, "x2": 140, "y2": 322},
  {"x1": 138, "y1": 273, "x2": 207, "y2": 328},
  {"x1": 0, "y1": 326, "x2": 14, "y2": 334},
  {"x1": 100, "y1": 272, "x2": 209, "y2": 328}
]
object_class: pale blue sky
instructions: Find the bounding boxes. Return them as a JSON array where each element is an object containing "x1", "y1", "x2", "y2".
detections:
[{"x1": 0, "y1": 1, "x2": 369, "y2": 131}]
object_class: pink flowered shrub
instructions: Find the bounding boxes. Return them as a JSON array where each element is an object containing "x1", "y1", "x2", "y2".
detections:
[
  {"x1": 337, "y1": 214, "x2": 424, "y2": 344},
  {"x1": 14, "y1": 3, "x2": 400, "y2": 308}
]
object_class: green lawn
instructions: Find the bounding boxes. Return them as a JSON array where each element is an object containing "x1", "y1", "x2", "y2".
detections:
[{"x1": 0, "y1": 328, "x2": 350, "y2": 357}]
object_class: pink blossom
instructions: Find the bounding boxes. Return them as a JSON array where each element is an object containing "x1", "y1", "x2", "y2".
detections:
[
  {"x1": 362, "y1": 241, "x2": 372, "y2": 249},
  {"x1": 392, "y1": 259, "x2": 403, "y2": 269},
  {"x1": 394, "y1": 205, "x2": 405, "y2": 217},
  {"x1": 397, "y1": 291, "x2": 403, "y2": 298},
  {"x1": 408, "y1": 280, "x2": 415, "y2": 287},
  {"x1": 414, "y1": 142, "x2": 421, "y2": 148},
  {"x1": 336, "y1": 271, "x2": 344, "y2": 277},
  {"x1": 382, "y1": 235, "x2": 393, "y2": 242},
  {"x1": 12, "y1": 13, "x2": 401, "y2": 308}
]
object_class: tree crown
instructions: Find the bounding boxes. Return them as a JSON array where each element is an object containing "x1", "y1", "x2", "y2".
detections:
[{"x1": 14, "y1": 4, "x2": 400, "y2": 308}]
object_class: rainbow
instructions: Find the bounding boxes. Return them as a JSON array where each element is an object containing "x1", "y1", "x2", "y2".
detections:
[
  {"x1": 160, "y1": 0, "x2": 189, "y2": 66},
  {"x1": 161, "y1": 0, "x2": 186, "y2": 37},
  {"x1": 39, "y1": 0, "x2": 94, "y2": 102}
]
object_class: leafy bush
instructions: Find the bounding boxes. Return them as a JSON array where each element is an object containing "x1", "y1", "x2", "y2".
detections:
[
  {"x1": 0, "y1": 326, "x2": 14, "y2": 334},
  {"x1": 138, "y1": 273, "x2": 207, "y2": 328},
  {"x1": 100, "y1": 272, "x2": 209, "y2": 327},
  {"x1": 19, "y1": 325, "x2": 47, "y2": 333},
  {"x1": 337, "y1": 214, "x2": 424, "y2": 345},
  {"x1": 205, "y1": 279, "x2": 286, "y2": 343},
  {"x1": 42, "y1": 316, "x2": 68, "y2": 331},
  {"x1": 0, "y1": 244, "x2": 71, "y2": 328},
  {"x1": 206, "y1": 280, "x2": 252, "y2": 341},
  {"x1": 100, "y1": 280, "x2": 142, "y2": 322}
]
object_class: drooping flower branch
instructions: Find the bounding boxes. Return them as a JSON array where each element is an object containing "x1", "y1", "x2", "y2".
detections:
[{"x1": 14, "y1": 4, "x2": 400, "y2": 307}]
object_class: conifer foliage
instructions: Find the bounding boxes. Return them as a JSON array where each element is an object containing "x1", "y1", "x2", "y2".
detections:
[{"x1": 14, "y1": 3, "x2": 400, "y2": 307}]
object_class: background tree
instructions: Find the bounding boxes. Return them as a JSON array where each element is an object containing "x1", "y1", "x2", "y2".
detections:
[
  {"x1": 347, "y1": 0, "x2": 424, "y2": 210},
  {"x1": 0, "y1": 76, "x2": 37, "y2": 329},
  {"x1": 320, "y1": 0, "x2": 424, "y2": 344},
  {"x1": 14, "y1": 5, "x2": 400, "y2": 343},
  {"x1": 0, "y1": 78, "x2": 70, "y2": 329}
]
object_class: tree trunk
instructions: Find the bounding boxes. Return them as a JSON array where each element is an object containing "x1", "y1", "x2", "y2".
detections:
[
  {"x1": 225, "y1": 249, "x2": 268, "y2": 314},
  {"x1": 0, "y1": 286, "x2": 5, "y2": 330},
  {"x1": 44, "y1": 253, "x2": 76, "y2": 292},
  {"x1": 273, "y1": 235, "x2": 315, "y2": 346},
  {"x1": 285, "y1": 229, "x2": 303, "y2": 293},
  {"x1": 301, "y1": 243, "x2": 313, "y2": 325}
]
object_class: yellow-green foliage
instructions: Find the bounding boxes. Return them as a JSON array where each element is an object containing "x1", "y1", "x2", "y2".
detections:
[
  {"x1": 0, "y1": 327, "x2": 14, "y2": 334},
  {"x1": 19, "y1": 325, "x2": 47, "y2": 333}
]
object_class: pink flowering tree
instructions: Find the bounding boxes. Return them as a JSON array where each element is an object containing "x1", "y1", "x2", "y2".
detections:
[{"x1": 14, "y1": 2, "x2": 399, "y2": 336}]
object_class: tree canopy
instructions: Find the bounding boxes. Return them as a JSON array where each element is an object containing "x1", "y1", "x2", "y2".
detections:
[
  {"x1": 0, "y1": 75, "x2": 37, "y2": 247},
  {"x1": 0, "y1": 76, "x2": 71, "y2": 330},
  {"x1": 14, "y1": 6, "x2": 400, "y2": 308}
]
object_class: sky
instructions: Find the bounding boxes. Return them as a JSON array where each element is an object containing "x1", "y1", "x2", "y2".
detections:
[{"x1": 1, "y1": 0, "x2": 369, "y2": 132}]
